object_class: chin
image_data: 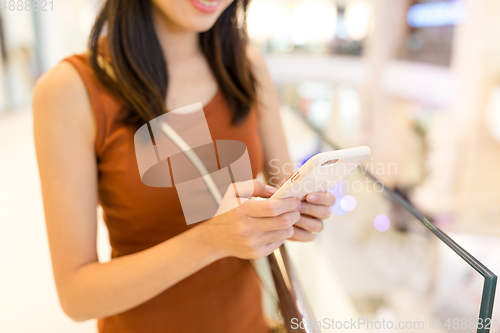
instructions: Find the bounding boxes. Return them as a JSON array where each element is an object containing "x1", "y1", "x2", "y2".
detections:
[
  {"x1": 153, "y1": 0, "x2": 234, "y2": 32},
  {"x1": 182, "y1": 15, "x2": 223, "y2": 33}
]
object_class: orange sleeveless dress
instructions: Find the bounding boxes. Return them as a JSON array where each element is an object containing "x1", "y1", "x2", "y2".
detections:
[{"x1": 64, "y1": 54, "x2": 268, "y2": 333}]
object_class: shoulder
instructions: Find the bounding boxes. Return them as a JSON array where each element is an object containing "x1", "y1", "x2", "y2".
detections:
[
  {"x1": 246, "y1": 45, "x2": 267, "y2": 71},
  {"x1": 246, "y1": 46, "x2": 270, "y2": 81},
  {"x1": 245, "y1": 46, "x2": 282, "y2": 120},
  {"x1": 33, "y1": 59, "x2": 95, "y2": 142},
  {"x1": 246, "y1": 45, "x2": 274, "y2": 91},
  {"x1": 33, "y1": 60, "x2": 91, "y2": 115}
]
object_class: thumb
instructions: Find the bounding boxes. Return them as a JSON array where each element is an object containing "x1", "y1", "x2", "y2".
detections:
[
  {"x1": 250, "y1": 179, "x2": 277, "y2": 198},
  {"x1": 229, "y1": 179, "x2": 277, "y2": 199}
]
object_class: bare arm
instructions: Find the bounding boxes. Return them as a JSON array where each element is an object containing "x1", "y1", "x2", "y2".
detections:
[{"x1": 34, "y1": 62, "x2": 301, "y2": 322}]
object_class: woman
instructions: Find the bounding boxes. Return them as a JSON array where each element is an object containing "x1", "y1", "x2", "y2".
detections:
[{"x1": 33, "y1": 0, "x2": 335, "y2": 332}]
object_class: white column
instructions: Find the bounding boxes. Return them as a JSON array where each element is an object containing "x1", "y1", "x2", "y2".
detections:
[
  {"x1": 0, "y1": 12, "x2": 6, "y2": 112},
  {"x1": 361, "y1": 0, "x2": 411, "y2": 187},
  {"x1": 448, "y1": 0, "x2": 500, "y2": 232}
]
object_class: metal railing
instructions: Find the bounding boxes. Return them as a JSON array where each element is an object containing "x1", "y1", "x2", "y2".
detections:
[
  {"x1": 269, "y1": 245, "x2": 319, "y2": 333},
  {"x1": 268, "y1": 111, "x2": 497, "y2": 333}
]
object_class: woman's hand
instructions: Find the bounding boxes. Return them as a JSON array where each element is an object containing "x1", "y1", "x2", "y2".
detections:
[
  {"x1": 288, "y1": 192, "x2": 336, "y2": 242},
  {"x1": 200, "y1": 180, "x2": 301, "y2": 260}
]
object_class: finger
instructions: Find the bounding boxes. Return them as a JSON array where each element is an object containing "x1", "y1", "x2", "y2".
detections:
[
  {"x1": 262, "y1": 240, "x2": 285, "y2": 257},
  {"x1": 226, "y1": 179, "x2": 276, "y2": 200},
  {"x1": 298, "y1": 202, "x2": 332, "y2": 220},
  {"x1": 245, "y1": 179, "x2": 278, "y2": 198},
  {"x1": 287, "y1": 226, "x2": 317, "y2": 242},
  {"x1": 294, "y1": 215, "x2": 324, "y2": 233},
  {"x1": 256, "y1": 211, "x2": 301, "y2": 232},
  {"x1": 306, "y1": 191, "x2": 336, "y2": 207},
  {"x1": 243, "y1": 197, "x2": 301, "y2": 217},
  {"x1": 259, "y1": 227, "x2": 295, "y2": 245},
  {"x1": 217, "y1": 180, "x2": 277, "y2": 216}
]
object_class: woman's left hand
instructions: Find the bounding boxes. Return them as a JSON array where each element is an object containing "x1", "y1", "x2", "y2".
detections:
[{"x1": 287, "y1": 192, "x2": 336, "y2": 242}]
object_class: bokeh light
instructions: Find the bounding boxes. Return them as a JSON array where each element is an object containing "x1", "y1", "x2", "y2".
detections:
[
  {"x1": 407, "y1": 1, "x2": 467, "y2": 28},
  {"x1": 345, "y1": 1, "x2": 372, "y2": 41},
  {"x1": 373, "y1": 214, "x2": 391, "y2": 231},
  {"x1": 247, "y1": 1, "x2": 289, "y2": 42},
  {"x1": 290, "y1": 0, "x2": 337, "y2": 45},
  {"x1": 329, "y1": 185, "x2": 348, "y2": 216},
  {"x1": 340, "y1": 195, "x2": 357, "y2": 212}
]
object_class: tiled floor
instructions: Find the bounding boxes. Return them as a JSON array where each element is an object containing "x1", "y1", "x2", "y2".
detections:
[{"x1": 0, "y1": 110, "x2": 101, "y2": 333}]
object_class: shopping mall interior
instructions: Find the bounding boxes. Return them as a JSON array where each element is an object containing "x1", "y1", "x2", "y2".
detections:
[{"x1": 0, "y1": 0, "x2": 499, "y2": 332}]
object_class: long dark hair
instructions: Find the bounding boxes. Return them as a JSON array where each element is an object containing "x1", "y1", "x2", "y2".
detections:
[{"x1": 88, "y1": 0, "x2": 256, "y2": 125}]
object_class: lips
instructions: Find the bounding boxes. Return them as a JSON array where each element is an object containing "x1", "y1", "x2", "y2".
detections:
[{"x1": 189, "y1": 0, "x2": 221, "y2": 13}]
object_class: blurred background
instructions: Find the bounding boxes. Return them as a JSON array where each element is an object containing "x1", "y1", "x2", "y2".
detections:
[{"x1": 1, "y1": 0, "x2": 500, "y2": 332}]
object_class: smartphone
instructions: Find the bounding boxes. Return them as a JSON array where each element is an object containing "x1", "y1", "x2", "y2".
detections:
[{"x1": 270, "y1": 146, "x2": 371, "y2": 200}]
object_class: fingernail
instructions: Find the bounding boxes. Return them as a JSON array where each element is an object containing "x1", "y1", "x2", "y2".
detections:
[
  {"x1": 308, "y1": 194, "x2": 318, "y2": 202},
  {"x1": 318, "y1": 220, "x2": 324, "y2": 232},
  {"x1": 298, "y1": 204, "x2": 303, "y2": 211},
  {"x1": 266, "y1": 185, "x2": 277, "y2": 193}
]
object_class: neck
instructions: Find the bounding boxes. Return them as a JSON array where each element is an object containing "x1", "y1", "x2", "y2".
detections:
[{"x1": 152, "y1": 7, "x2": 200, "y2": 63}]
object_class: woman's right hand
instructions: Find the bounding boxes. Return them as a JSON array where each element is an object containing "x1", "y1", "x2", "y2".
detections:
[{"x1": 200, "y1": 180, "x2": 301, "y2": 260}]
